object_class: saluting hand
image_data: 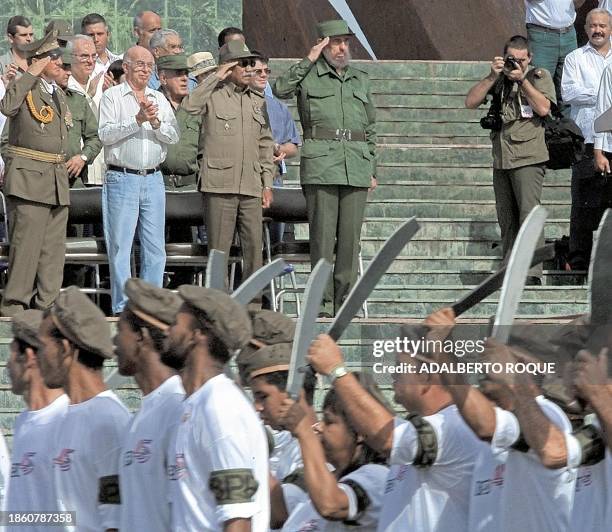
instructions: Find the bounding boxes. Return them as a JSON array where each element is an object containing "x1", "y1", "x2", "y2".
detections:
[
  {"x1": 308, "y1": 37, "x2": 330, "y2": 63},
  {"x1": 307, "y1": 334, "x2": 344, "y2": 376},
  {"x1": 215, "y1": 61, "x2": 238, "y2": 81},
  {"x1": 27, "y1": 56, "x2": 51, "y2": 78}
]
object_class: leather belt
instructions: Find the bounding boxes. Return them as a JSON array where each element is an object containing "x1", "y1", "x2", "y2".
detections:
[
  {"x1": 108, "y1": 164, "x2": 160, "y2": 176},
  {"x1": 526, "y1": 23, "x2": 574, "y2": 34},
  {"x1": 7, "y1": 145, "x2": 66, "y2": 164},
  {"x1": 303, "y1": 126, "x2": 366, "y2": 142}
]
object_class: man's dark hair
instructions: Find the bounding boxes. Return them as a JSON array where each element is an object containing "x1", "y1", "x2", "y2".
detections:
[
  {"x1": 123, "y1": 309, "x2": 167, "y2": 355},
  {"x1": 503, "y1": 35, "x2": 530, "y2": 56},
  {"x1": 14, "y1": 338, "x2": 36, "y2": 359},
  {"x1": 217, "y1": 26, "x2": 244, "y2": 47},
  {"x1": 81, "y1": 13, "x2": 107, "y2": 32},
  {"x1": 250, "y1": 50, "x2": 269, "y2": 64},
  {"x1": 7, "y1": 16, "x2": 32, "y2": 36},
  {"x1": 189, "y1": 307, "x2": 230, "y2": 364},
  {"x1": 260, "y1": 369, "x2": 316, "y2": 406},
  {"x1": 108, "y1": 59, "x2": 124, "y2": 81}
]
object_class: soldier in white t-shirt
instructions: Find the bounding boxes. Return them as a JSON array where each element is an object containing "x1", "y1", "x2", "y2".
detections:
[
  {"x1": 115, "y1": 278, "x2": 185, "y2": 532},
  {"x1": 164, "y1": 286, "x2": 270, "y2": 532},
  {"x1": 37, "y1": 286, "x2": 130, "y2": 532},
  {"x1": 307, "y1": 334, "x2": 485, "y2": 532},
  {"x1": 5, "y1": 310, "x2": 69, "y2": 531}
]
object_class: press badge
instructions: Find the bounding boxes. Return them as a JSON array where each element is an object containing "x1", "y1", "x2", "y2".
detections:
[{"x1": 520, "y1": 104, "x2": 534, "y2": 118}]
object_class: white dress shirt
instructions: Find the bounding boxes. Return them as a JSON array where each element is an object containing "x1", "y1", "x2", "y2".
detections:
[
  {"x1": 0, "y1": 80, "x2": 5, "y2": 180},
  {"x1": 98, "y1": 81, "x2": 179, "y2": 170},
  {"x1": 600, "y1": 0, "x2": 612, "y2": 14},
  {"x1": 562, "y1": 42, "x2": 612, "y2": 143},
  {"x1": 594, "y1": 62, "x2": 612, "y2": 152},
  {"x1": 93, "y1": 49, "x2": 123, "y2": 77},
  {"x1": 525, "y1": 0, "x2": 576, "y2": 29}
]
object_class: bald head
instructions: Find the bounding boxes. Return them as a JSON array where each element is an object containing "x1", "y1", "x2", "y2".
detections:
[
  {"x1": 123, "y1": 46, "x2": 155, "y2": 89},
  {"x1": 133, "y1": 10, "x2": 162, "y2": 49}
]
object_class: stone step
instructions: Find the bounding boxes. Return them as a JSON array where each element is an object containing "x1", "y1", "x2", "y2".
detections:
[
  {"x1": 375, "y1": 121, "x2": 489, "y2": 136},
  {"x1": 377, "y1": 144, "x2": 491, "y2": 164},
  {"x1": 380, "y1": 135, "x2": 487, "y2": 145},
  {"x1": 368, "y1": 79, "x2": 484, "y2": 95}
]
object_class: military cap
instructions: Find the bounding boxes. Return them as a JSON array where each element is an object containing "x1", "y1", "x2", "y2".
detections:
[
  {"x1": 50, "y1": 286, "x2": 114, "y2": 359},
  {"x1": 177, "y1": 285, "x2": 252, "y2": 351},
  {"x1": 12, "y1": 309, "x2": 43, "y2": 350},
  {"x1": 316, "y1": 19, "x2": 354, "y2": 39},
  {"x1": 240, "y1": 310, "x2": 295, "y2": 360},
  {"x1": 125, "y1": 278, "x2": 182, "y2": 330},
  {"x1": 17, "y1": 32, "x2": 62, "y2": 59},
  {"x1": 238, "y1": 342, "x2": 292, "y2": 382},
  {"x1": 188, "y1": 51, "x2": 217, "y2": 77},
  {"x1": 44, "y1": 19, "x2": 74, "y2": 40},
  {"x1": 61, "y1": 48, "x2": 73, "y2": 66},
  {"x1": 156, "y1": 53, "x2": 190, "y2": 72},
  {"x1": 218, "y1": 40, "x2": 257, "y2": 64}
]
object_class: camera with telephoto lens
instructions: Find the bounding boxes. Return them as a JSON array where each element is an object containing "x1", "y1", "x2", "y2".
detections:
[{"x1": 504, "y1": 55, "x2": 520, "y2": 72}]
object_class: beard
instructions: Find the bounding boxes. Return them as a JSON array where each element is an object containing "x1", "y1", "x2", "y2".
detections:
[
  {"x1": 323, "y1": 48, "x2": 352, "y2": 70},
  {"x1": 161, "y1": 337, "x2": 191, "y2": 371}
]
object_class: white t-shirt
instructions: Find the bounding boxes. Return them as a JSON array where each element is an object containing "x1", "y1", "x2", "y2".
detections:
[
  {"x1": 171, "y1": 374, "x2": 270, "y2": 531},
  {"x1": 377, "y1": 405, "x2": 486, "y2": 532},
  {"x1": 491, "y1": 397, "x2": 580, "y2": 532},
  {"x1": 525, "y1": 0, "x2": 576, "y2": 28},
  {"x1": 5, "y1": 395, "x2": 69, "y2": 530},
  {"x1": 52, "y1": 390, "x2": 130, "y2": 532},
  {"x1": 600, "y1": 0, "x2": 612, "y2": 14},
  {"x1": 282, "y1": 463, "x2": 388, "y2": 532},
  {"x1": 120, "y1": 375, "x2": 184, "y2": 532},
  {"x1": 270, "y1": 430, "x2": 303, "y2": 481}
]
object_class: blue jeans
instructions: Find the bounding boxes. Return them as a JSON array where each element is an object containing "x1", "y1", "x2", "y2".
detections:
[{"x1": 102, "y1": 169, "x2": 166, "y2": 313}]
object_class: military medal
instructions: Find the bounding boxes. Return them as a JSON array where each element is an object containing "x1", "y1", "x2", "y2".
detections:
[
  {"x1": 65, "y1": 109, "x2": 73, "y2": 128},
  {"x1": 224, "y1": 122, "x2": 230, "y2": 131}
]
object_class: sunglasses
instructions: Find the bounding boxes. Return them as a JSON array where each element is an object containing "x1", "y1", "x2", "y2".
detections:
[{"x1": 238, "y1": 58, "x2": 256, "y2": 68}]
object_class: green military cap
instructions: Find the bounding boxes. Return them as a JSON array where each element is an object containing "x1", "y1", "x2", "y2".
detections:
[
  {"x1": 240, "y1": 310, "x2": 295, "y2": 359},
  {"x1": 17, "y1": 31, "x2": 62, "y2": 59},
  {"x1": 177, "y1": 285, "x2": 252, "y2": 351},
  {"x1": 125, "y1": 278, "x2": 182, "y2": 330},
  {"x1": 44, "y1": 19, "x2": 74, "y2": 40},
  {"x1": 237, "y1": 342, "x2": 292, "y2": 383},
  {"x1": 316, "y1": 19, "x2": 354, "y2": 39},
  {"x1": 156, "y1": 53, "x2": 190, "y2": 72},
  {"x1": 218, "y1": 40, "x2": 257, "y2": 64},
  {"x1": 12, "y1": 309, "x2": 43, "y2": 350},
  {"x1": 51, "y1": 286, "x2": 114, "y2": 359},
  {"x1": 61, "y1": 48, "x2": 73, "y2": 66}
]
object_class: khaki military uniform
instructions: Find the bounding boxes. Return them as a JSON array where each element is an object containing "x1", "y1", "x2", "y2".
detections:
[
  {"x1": 0, "y1": 71, "x2": 71, "y2": 316},
  {"x1": 274, "y1": 57, "x2": 376, "y2": 315},
  {"x1": 490, "y1": 67, "x2": 556, "y2": 276},
  {"x1": 181, "y1": 75, "x2": 275, "y2": 285}
]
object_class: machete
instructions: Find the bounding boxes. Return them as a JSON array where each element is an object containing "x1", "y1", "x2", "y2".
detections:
[
  {"x1": 490, "y1": 206, "x2": 548, "y2": 343},
  {"x1": 286, "y1": 259, "x2": 332, "y2": 399},
  {"x1": 588, "y1": 209, "x2": 612, "y2": 326},
  {"x1": 205, "y1": 249, "x2": 227, "y2": 291},
  {"x1": 327, "y1": 217, "x2": 420, "y2": 341},
  {"x1": 452, "y1": 244, "x2": 555, "y2": 317},
  {"x1": 232, "y1": 258, "x2": 288, "y2": 305}
]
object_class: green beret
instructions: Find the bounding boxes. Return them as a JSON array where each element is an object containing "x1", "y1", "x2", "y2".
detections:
[
  {"x1": 218, "y1": 40, "x2": 257, "y2": 64},
  {"x1": 177, "y1": 285, "x2": 252, "y2": 351},
  {"x1": 238, "y1": 342, "x2": 292, "y2": 383},
  {"x1": 12, "y1": 309, "x2": 43, "y2": 350},
  {"x1": 125, "y1": 278, "x2": 182, "y2": 329},
  {"x1": 51, "y1": 286, "x2": 114, "y2": 359},
  {"x1": 316, "y1": 19, "x2": 354, "y2": 39},
  {"x1": 156, "y1": 53, "x2": 190, "y2": 72}
]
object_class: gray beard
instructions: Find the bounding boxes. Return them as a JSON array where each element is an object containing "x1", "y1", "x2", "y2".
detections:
[{"x1": 323, "y1": 48, "x2": 351, "y2": 70}]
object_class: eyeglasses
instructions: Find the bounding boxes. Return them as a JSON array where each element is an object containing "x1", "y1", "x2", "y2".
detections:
[
  {"x1": 60, "y1": 64, "x2": 71, "y2": 71},
  {"x1": 238, "y1": 58, "x2": 256, "y2": 68},
  {"x1": 252, "y1": 68, "x2": 271, "y2": 76},
  {"x1": 74, "y1": 53, "x2": 98, "y2": 63},
  {"x1": 127, "y1": 60, "x2": 155, "y2": 71}
]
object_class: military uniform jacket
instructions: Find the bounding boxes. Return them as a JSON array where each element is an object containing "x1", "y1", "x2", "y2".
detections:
[
  {"x1": 0, "y1": 72, "x2": 70, "y2": 205},
  {"x1": 160, "y1": 94, "x2": 201, "y2": 179},
  {"x1": 273, "y1": 57, "x2": 376, "y2": 187},
  {"x1": 64, "y1": 88, "x2": 103, "y2": 182},
  {"x1": 491, "y1": 66, "x2": 556, "y2": 170},
  {"x1": 180, "y1": 76, "x2": 274, "y2": 197}
]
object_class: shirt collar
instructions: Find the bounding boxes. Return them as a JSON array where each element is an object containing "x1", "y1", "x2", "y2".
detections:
[
  {"x1": 120, "y1": 80, "x2": 155, "y2": 97},
  {"x1": 584, "y1": 40, "x2": 612, "y2": 58},
  {"x1": 40, "y1": 78, "x2": 55, "y2": 94},
  {"x1": 316, "y1": 56, "x2": 356, "y2": 80}
]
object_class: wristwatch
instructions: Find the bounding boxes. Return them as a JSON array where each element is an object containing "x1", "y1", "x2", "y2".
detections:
[
  {"x1": 80, "y1": 154, "x2": 88, "y2": 162},
  {"x1": 326, "y1": 364, "x2": 349, "y2": 384}
]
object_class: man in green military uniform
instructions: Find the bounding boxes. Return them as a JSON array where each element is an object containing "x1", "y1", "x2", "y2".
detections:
[
  {"x1": 181, "y1": 40, "x2": 275, "y2": 290},
  {"x1": 0, "y1": 32, "x2": 71, "y2": 316},
  {"x1": 273, "y1": 19, "x2": 377, "y2": 316},
  {"x1": 466, "y1": 35, "x2": 556, "y2": 283},
  {"x1": 56, "y1": 51, "x2": 102, "y2": 187}
]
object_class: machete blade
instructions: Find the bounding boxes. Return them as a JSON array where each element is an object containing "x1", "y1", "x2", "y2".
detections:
[
  {"x1": 205, "y1": 249, "x2": 227, "y2": 291},
  {"x1": 232, "y1": 258, "x2": 288, "y2": 305},
  {"x1": 589, "y1": 209, "x2": 612, "y2": 326}
]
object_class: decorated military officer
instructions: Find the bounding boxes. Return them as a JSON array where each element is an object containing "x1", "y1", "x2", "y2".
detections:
[{"x1": 273, "y1": 19, "x2": 377, "y2": 316}]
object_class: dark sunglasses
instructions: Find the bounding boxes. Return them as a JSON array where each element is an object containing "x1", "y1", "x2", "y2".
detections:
[{"x1": 238, "y1": 58, "x2": 256, "y2": 68}]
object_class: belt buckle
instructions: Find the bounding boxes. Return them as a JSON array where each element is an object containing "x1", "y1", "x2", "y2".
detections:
[
  {"x1": 335, "y1": 128, "x2": 351, "y2": 141},
  {"x1": 137, "y1": 169, "x2": 147, "y2": 176}
]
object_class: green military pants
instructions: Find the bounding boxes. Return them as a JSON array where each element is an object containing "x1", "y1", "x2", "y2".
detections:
[
  {"x1": 493, "y1": 164, "x2": 545, "y2": 277},
  {"x1": 204, "y1": 193, "x2": 263, "y2": 289},
  {"x1": 303, "y1": 184, "x2": 368, "y2": 315},
  {"x1": 1, "y1": 197, "x2": 68, "y2": 316}
]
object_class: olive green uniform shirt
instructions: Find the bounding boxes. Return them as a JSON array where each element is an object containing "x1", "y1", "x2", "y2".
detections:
[
  {"x1": 64, "y1": 88, "x2": 102, "y2": 184},
  {"x1": 273, "y1": 57, "x2": 376, "y2": 187},
  {"x1": 0, "y1": 72, "x2": 70, "y2": 206},
  {"x1": 180, "y1": 75, "x2": 274, "y2": 197},
  {"x1": 491, "y1": 67, "x2": 556, "y2": 170}
]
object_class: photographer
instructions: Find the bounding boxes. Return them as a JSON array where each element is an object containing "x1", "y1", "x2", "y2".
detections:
[{"x1": 466, "y1": 35, "x2": 555, "y2": 284}]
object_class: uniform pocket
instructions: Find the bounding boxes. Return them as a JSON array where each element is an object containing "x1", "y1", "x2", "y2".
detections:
[
  {"x1": 307, "y1": 86, "x2": 336, "y2": 122},
  {"x1": 205, "y1": 158, "x2": 234, "y2": 187},
  {"x1": 214, "y1": 109, "x2": 238, "y2": 136},
  {"x1": 301, "y1": 142, "x2": 330, "y2": 159}
]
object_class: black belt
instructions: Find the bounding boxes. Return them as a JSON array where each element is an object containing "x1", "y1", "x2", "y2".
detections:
[
  {"x1": 303, "y1": 126, "x2": 366, "y2": 142},
  {"x1": 526, "y1": 23, "x2": 574, "y2": 34},
  {"x1": 108, "y1": 164, "x2": 160, "y2": 176}
]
